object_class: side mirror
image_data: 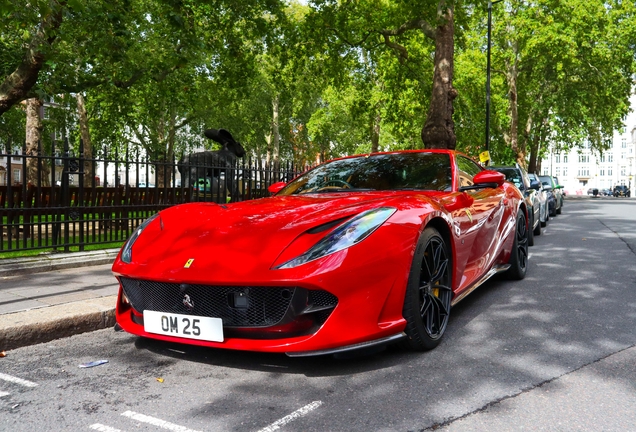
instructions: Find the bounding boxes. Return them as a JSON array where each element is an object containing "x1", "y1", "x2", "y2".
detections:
[
  {"x1": 530, "y1": 179, "x2": 541, "y2": 191},
  {"x1": 474, "y1": 170, "x2": 505, "y2": 187},
  {"x1": 268, "y1": 181, "x2": 287, "y2": 194},
  {"x1": 459, "y1": 170, "x2": 505, "y2": 192}
]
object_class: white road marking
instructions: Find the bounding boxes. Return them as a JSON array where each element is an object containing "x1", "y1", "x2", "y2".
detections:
[
  {"x1": 0, "y1": 372, "x2": 38, "y2": 387},
  {"x1": 0, "y1": 391, "x2": 10, "y2": 397},
  {"x1": 121, "y1": 411, "x2": 201, "y2": 432},
  {"x1": 90, "y1": 424, "x2": 123, "y2": 432},
  {"x1": 257, "y1": 401, "x2": 323, "y2": 432}
]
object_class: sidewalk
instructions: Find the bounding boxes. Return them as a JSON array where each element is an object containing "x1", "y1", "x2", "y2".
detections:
[{"x1": 0, "y1": 248, "x2": 121, "y2": 351}]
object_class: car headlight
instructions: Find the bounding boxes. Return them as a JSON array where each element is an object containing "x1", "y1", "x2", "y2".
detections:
[
  {"x1": 120, "y1": 214, "x2": 160, "y2": 264},
  {"x1": 276, "y1": 207, "x2": 396, "y2": 269}
]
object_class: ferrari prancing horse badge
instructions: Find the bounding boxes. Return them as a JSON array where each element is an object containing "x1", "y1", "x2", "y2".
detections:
[{"x1": 184, "y1": 259, "x2": 195, "y2": 268}]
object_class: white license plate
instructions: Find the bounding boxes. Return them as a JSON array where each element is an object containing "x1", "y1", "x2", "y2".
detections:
[{"x1": 143, "y1": 310, "x2": 224, "y2": 342}]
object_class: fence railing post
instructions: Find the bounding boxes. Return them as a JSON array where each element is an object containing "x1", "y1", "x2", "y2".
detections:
[
  {"x1": 1, "y1": 148, "x2": 309, "y2": 255},
  {"x1": 78, "y1": 138, "x2": 85, "y2": 251}
]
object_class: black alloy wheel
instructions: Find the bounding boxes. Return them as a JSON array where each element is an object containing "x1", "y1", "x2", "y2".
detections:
[
  {"x1": 402, "y1": 227, "x2": 453, "y2": 351},
  {"x1": 506, "y1": 209, "x2": 528, "y2": 280}
]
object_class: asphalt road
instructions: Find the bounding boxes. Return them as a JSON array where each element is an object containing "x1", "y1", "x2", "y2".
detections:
[{"x1": 1, "y1": 198, "x2": 636, "y2": 432}]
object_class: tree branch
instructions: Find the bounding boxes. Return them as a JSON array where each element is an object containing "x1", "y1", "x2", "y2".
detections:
[
  {"x1": 325, "y1": 26, "x2": 373, "y2": 47},
  {"x1": 377, "y1": 19, "x2": 436, "y2": 64},
  {"x1": 0, "y1": 1, "x2": 65, "y2": 115},
  {"x1": 379, "y1": 19, "x2": 436, "y2": 41}
]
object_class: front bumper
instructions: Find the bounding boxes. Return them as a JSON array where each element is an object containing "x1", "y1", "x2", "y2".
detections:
[{"x1": 113, "y1": 230, "x2": 415, "y2": 354}]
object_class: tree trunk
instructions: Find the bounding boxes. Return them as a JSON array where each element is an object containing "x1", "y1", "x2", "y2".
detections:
[
  {"x1": 421, "y1": 8, "x2": 457, "y2": 150},
  {"x1": 271, "y1": 94, "x2": 281, "y2": 179},
  {"x1": 525, "y1": 115, "x2": 539, "y2": 173},
  {"x1": 25, "y1": 98, "x2": 49, "y2": 186},
  {"x1": 76, "y1": 93, "x2": 94, "y2": 187},
  {"x1": 505, "y1": 42, "x2": 525, "y2": 167},
  {"x1": 371, "y1": 111, "x2": 381, "y2": 153}
]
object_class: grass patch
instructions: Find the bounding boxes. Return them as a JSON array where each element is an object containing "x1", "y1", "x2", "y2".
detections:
[{"x1": 0, "y1": 237, "x2": 125, "y2": 259}]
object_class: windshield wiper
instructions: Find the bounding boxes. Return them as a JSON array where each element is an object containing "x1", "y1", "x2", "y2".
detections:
[{"x1": 310, "y1": 188, "x2": 376, "y2": 194}]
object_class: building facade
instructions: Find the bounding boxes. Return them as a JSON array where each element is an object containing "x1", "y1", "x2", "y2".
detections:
[{"x1": 542, "y1": 93, "x2": 636, "y2": 195}]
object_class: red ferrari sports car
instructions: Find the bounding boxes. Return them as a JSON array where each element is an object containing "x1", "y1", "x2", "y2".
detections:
[{"x1": 112, "y1": 150, "x2": 529, "y2": 356}]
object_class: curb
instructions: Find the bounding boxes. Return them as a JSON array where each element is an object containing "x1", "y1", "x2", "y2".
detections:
[
  {"x1": 0, "y1": 248, "x2": 121, "y2": 277},
  {"x1": 0, "y1": 296, "x2": 117, "y2": 351}
]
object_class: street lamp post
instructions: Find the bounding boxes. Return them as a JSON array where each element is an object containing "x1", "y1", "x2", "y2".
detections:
[{"x1": 484, "y1": 0, "x2": 503, "y2": 166}]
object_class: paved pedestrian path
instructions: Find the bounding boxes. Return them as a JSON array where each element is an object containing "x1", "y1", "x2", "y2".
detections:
[{"x1": 0, "y1": 249, "x2": 120, "y2": 351}]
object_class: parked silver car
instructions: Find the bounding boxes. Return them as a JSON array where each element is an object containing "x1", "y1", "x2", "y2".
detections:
[
  {"x1": 528, "y1": 173, "x2": 549, "y2": 227},
  {"x1": 491, "y1": 165, "x2": 542, "y2": 246}
]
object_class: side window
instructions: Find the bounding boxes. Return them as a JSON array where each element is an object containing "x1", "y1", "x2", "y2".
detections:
[{"x1": 456, "y1": 156, "x2": 482, "y2": 187}]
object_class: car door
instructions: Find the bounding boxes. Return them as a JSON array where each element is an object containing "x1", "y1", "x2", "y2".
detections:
[
  {"x1": 454, "y1": 156, "x2": 506, "y2": 291},
  {"x1": 520, "y1": 169, "x2": 540, "y2": 226}
]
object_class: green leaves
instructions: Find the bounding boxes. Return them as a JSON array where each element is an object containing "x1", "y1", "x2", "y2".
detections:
[{"x1": 1, "y1": 0, "x2": 633, "y2": 169}]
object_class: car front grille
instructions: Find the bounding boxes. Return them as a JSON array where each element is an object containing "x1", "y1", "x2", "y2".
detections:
[{"x1": 119, "y1": 277, "x2": 338, "y2": 329}]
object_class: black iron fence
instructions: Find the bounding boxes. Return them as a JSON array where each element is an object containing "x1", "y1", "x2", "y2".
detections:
[{"x1": 0, "y1": 139, "x2": 308, "y2": 254}]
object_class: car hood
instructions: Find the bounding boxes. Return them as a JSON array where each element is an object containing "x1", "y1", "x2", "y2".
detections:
[{"x1": 113, "y1": 192, "x2": 437, "y2": 283}]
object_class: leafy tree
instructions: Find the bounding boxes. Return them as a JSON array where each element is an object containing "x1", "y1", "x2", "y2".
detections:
[
  {"x1": 488, "y1": 0, "x2": 635, "y2": 169},
  {"x1": 306, "y1": 0, "x2": 466, "y2": 150}
]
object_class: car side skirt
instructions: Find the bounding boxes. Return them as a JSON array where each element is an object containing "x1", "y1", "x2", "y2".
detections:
[
  {"x1": 285, "y1": 332, "x2": 406, "y2": 357},
  {"x1": 450, "y1": 264, "x2": 511, "y2": 307}
]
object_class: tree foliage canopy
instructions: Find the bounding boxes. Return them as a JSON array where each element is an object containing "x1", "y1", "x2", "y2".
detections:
[{"x1": 1, "y1": 0, "x2": 634, "y2": 168}]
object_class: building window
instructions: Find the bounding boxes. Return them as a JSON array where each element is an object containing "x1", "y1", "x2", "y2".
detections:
[
  {"x1": 543, "y1": 166, "x2": 549, "y2": 175},
  {"x1": 578, "y1": 154, "x2": 589, "y2": 163},
  {"x1": 622, "y1": 138, "x2": 627, "y2": 148},
  {"x1": 621, "y1": 166, "x2": 626, "y2": 176},
  {"x1": 13, "y1": 168, "x2": 20, "y2": 184},
  {"x1": 564, "y1": 155, "x2": 568, "y2": 163},
  {"x1": 621, "y1": 152, "x2": 626, "y2": 160},
  {"x1": 600, "y1": 169, "x2": 605, "y2": 176},
  {"x1": 563, "y1": 167, "x2": 567, "y2": 176},
  {"x1": 608, "y1": 154, "x2": 614, "y2": 162},
  {"x1": 600, "y1": 154, "x2": 606, "y2": 163},
  {"x1": 608, "y1": 168, "x2": 613, "y2": 176},
  {"x1": 555, "y1": 155, "x2": 560, "y2": 164},
  {"x1": 556, "y1": 167, "x2": 561, "y2": 176}
]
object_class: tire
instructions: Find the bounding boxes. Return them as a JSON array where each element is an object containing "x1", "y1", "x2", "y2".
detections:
[
  {"x1": 556, "y1": 199, "x2": 562, "y2": 214},
  {"x1": 402, "y1": 226, "x2": 452, "y2": 351},
  {"x1": 541, "y1": 211, "x2": 548, "y2": 227},
  {"x1": 528, "y1": 212, "x2": 535, "y2": 246},
  {"x1": 505, "y1": 209, "x2": 528, "y2": 280}
]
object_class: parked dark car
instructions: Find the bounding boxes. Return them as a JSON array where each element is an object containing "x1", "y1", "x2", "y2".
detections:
[
  {"x1": 613, "y1": 185, "x2": 631, "y2": 197},
  {"x1": 539, "y1": 175, "x2": 563, "y2": 215},
  {"x1": 492, "y1": 165, "x2": 541, "y2": 246}
]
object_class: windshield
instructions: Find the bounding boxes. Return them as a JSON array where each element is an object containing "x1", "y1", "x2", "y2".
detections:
[
  {"x1": 538, "y1": 176, "x2": 552, "y2": 187},
  {"x1": 493, "y1": 168, "x2": 524, "y2": 189},
  {"x1": 277, "y1": 152, "x2": 453, "y2": 195}
]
